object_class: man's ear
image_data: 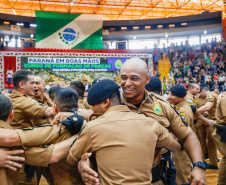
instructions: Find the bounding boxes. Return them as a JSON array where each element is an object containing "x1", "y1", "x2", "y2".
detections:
[
  {"x1": 9, "y1": 110, "x2": 14, "y2": 119},
  {"x1": 19, "y1": 82, "x2": 25, "y2": 90},
  {"x1": 54, "y1": 104, "x2": 60, "y2": 114},
  {"x1": 103, "y1": 98, "x2": 110, "y2": 107},
  {"x1": 146, "y1": 74, "x2": 151, "y2": 85}
]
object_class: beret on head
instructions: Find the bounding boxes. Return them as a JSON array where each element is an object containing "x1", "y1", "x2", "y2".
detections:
[
  {"x1": 145, "y1": 76, "x2": 161, "y2": 91},
  {"x1": 88, "y1": 79, "x2": 119, "y2": 106},
  {"x1": 170, "y1": 85, "x2": 187, "y2": 98}
]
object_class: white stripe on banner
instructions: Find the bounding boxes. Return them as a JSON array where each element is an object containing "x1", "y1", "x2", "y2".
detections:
[{"x1": 36, "y1": 14, "x2": 103, "y2": 49}]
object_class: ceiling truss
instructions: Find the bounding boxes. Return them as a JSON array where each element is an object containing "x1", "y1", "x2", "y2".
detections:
[{"x1": 0, "y1": 0, "x2": 224, "y2": 20}]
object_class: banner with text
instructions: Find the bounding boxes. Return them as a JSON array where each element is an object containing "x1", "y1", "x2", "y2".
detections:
[{"x1": 23, "y1": 57, "x2": 128, "y2": 72}]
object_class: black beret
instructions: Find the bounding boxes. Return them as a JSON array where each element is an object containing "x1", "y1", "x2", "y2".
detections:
[
  {"x1": 88, "y1": 79, "x2": 119, "y2": 106},
  {"x1": 145, "y1": 76, "x2": 161, "y2": 91},
  {"x1": 170, "y1": 85, "x2": 187, "y2": 98}
]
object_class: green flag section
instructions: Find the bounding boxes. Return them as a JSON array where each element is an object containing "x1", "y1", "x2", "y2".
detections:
[{"x1": 35, "y1": 11, "x2": 103, "y2": 49}]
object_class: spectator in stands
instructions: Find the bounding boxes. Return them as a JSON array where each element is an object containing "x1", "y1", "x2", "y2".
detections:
[
  {"x1": 6, "y1": 68, "x2": 14, "y2": 85},
  {"x1": 83, "y1": 80, "x2": 91, "y2": 91}
]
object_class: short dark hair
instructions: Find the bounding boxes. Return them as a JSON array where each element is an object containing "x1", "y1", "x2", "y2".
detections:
[
  {"x1": 13, "y1": 70, "x2": 33, "y2": 89},
  {"x1": 48, "y1": 86, "x2": 61, "y2": 96},
  {"x1": 54, "y1": 88, "x2": 78, "y2": 112},
  {"x1": 109, "y1": 90, "x2": 121, "y2": 106},
  {"x1": 70, "y1": 81, "x2": 85, "y2": 97},
  {"x1": 201, "y1": 86, "x2": 209, "y2": 92},
  {"x1": 0, "y1": 94, "x2": 13, "y2": 121}
]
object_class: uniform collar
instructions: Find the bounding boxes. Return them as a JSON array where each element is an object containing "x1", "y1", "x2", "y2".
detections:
[
  {"x1": 0, "y1": 120, "x2": 13, "y2": 129},
  {"x1": 12, "y1": 89, "x2": 28, "y2": 97},
  {"x1": 174, "y1": 100, "x2": 187, "y2": 108},
  {"x1": 187, "y1": 91, "x2": 193, "y2": 97},
  {"x1": 121, "y1": 90, "x2": 150, "y2": 109},
  {"x1": 105, "y1": 105, "x2": 131, "y2": 114}
]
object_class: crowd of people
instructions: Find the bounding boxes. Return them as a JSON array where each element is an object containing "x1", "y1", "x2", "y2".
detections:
[{"x1": 159, "y1": 39, "x2": 226, "y2": 94}]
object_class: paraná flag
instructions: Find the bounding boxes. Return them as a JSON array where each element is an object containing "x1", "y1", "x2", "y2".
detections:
[{"x1": 35, "y1": 11, "x2": 103, "y2": 49}]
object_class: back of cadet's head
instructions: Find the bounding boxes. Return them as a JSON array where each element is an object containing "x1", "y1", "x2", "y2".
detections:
[
  {"x1": 0, "y1": 94, "x2": 13, "y2": 121},
  {"x1": 70, "y1": 81, "x2": 85, "y2": 97},
  {"x1": 48, "y1": 86, "x2": 61, "y2": 98},
  {"x1": 200, "y1": 86, "x2": 209, "y2": 93},
  {"x1": 13, "y1": 70, "x2": 33, "y2": 89},
  {"x1": 54, "y1": 88, "x2": 78, "y2": 112}
]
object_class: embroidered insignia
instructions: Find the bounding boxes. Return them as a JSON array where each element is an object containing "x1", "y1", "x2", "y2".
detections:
[
  {"x1": 180, "y1": 113, "x2": 186, "y2": 120},
  {"x1": 188, "y1": 99, "x2": 193, "y2": 103},
  {"x1": 208, "y1": 96, "x2": 213, "y2": 102},
  {"x1": 154, "y1": 103, "x2": 162, "y2": 114},
  {"x1": 32, "y1": 100, "x2": 38, "y2": 104}
]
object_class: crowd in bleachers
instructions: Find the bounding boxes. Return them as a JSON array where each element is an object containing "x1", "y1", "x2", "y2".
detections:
[{"x1": 159, "y1": 39, "x2": 226, "y2": 93}]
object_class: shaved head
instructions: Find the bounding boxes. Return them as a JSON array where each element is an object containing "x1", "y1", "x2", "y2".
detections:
[
  {"x1": 120, "y1": 58, "x2": 150, "y2": 104},
  {"x1": 121, "y1": 58, "x2": 149, "y2": 76}
]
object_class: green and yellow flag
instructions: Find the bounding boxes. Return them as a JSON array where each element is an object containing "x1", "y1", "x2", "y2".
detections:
[{"x1": 35, "y1": 11, "x2": 103, "y2": 49}]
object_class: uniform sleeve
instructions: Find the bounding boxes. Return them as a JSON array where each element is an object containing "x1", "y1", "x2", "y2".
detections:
[
  {"x1": 221, "y1": 98, "x2": 226, "y2": 117},
  {"x1": 156, "y1": 124, "x2": 173, "y2": 148},
  {"x1": 162, "y1": 102, "x2": 192, "y2": 140},
  {"x1": 16, "y1": 125, "x2": 70, "y2": 147},
  {"x1": 69, "y1": 125, "x2": 93, "y2": 163},
  {"x1": 24, "y1": 144, "x2": 54, "y2": 167},
  {"x1": 21, "y1": 98, "x2": 48, "y2": 119}
]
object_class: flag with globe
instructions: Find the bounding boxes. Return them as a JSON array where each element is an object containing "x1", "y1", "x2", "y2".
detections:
[{"x1": 35, "y1": 11, "x2": 103, "y2": 49}]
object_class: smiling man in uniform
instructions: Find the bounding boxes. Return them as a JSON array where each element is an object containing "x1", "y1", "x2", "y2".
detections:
[{"x1": 77, "y1": 58, "x2": 206, "y2": 185}]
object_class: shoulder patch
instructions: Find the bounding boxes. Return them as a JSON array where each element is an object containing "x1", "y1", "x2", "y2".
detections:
[
  {"x1": 170, "y1": 104, "x2": 188, "y2": 126},
  {"x1": 21, "y1": 127, "x2": 34, "y2": 130},
  {"x1": 180, "y1": 113, "x2": 186, "y2": 120},
  {"x1": 154, "y1": 103, "x2": 162, "y2": 114},
  {"x1": 208, "y1": 96, "x2": 214, "y2": 102},
  {"x1": 32, "y1": 100, "x2": 38, "y2": 104},
  {"x1": 188, "y1": 99, "x2": 193, "y2": 103}
]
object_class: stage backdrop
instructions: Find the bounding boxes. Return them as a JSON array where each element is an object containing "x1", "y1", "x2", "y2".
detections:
[
  {"x1": 21, "y1": 56, "x2": 130, "y2": 83},
  {"x1": 35, "y1": 11, "x2": 103, "y2": 49}
]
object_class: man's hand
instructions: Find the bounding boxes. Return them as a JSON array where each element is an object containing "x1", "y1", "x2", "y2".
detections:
[
  {"x1": 0, "y1": 148, "x2": 25, "y2": 171},
  {"x1": 207, "y1": 120, "x2": 215, "y2": 127},
  {"x1": 52, "y1": 112, "x2": 74, "y2": 125},
  {"x1": 188, "y1": 167, "x2": 207, "y2": 185},
  {"x1": 78, "y1": 153, "x2": 99, "y2": 185}
]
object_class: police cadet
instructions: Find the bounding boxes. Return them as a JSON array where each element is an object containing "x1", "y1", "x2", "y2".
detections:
[
  {"x1": 0, "y1": 93, "x2": 78, "y2": 185},
  {"x1": 70, "y1": 81, "x2": 91, "y2": 109},
  {"x1": 185, "y1": 83, "x2": 200, "y2": 106},
  {"x1": 7, "y1": 70, "x2": 56, "y2": 184},
  {"x1": 195, "y1": 84, "x2": 209, "y2": 160},
  {"x1": 168, "y1": 85, "x2": 194, "y2": 185},
  {"x1": 66, "y1": 79, "x2": 181, "y2": 184},
  {"x1": 32, "y1": 76, "x2": 54, "y2": 125},
  {"x1": 211, "y1": 93, "x2": 226, "y2": 184},
  {"x1": 8, "y1": 70, "x2": 55, "y2": 129},
  {"x1": 196, "y1": 86, "x2": 219, "y2": 170},
  {"x1": 77, "y1": 58, "x2": 206, "y2": 185}
]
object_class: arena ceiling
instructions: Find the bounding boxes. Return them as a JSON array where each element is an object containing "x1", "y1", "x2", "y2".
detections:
[{"x1": 0, "y1": 0, "x2": 225, "y2": 20}]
